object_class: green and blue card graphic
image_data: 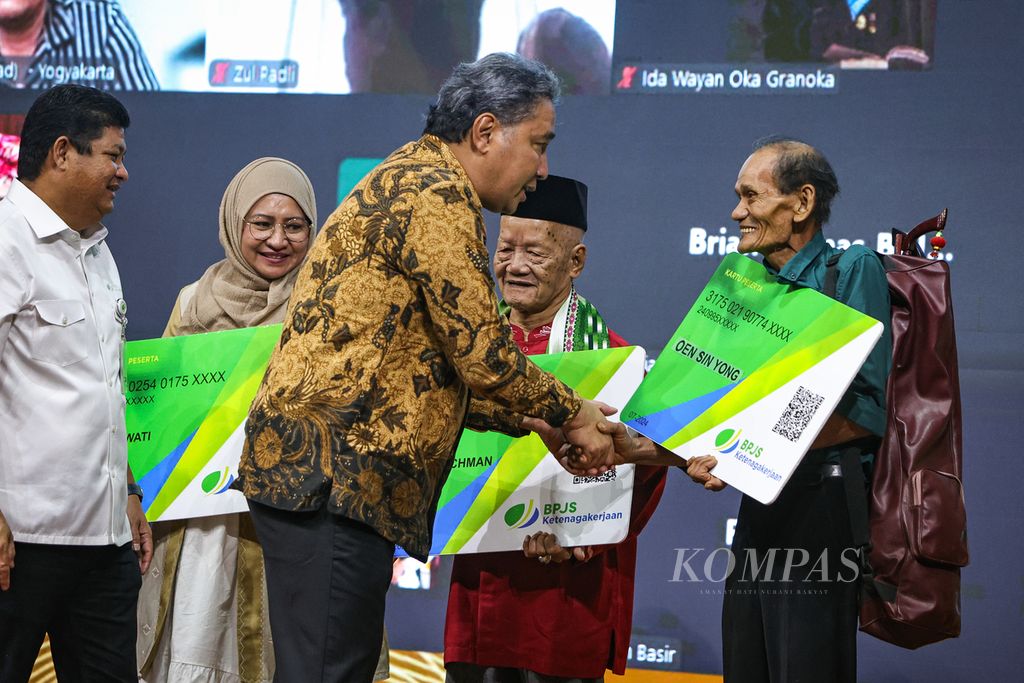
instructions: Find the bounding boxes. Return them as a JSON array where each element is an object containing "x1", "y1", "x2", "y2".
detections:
[
  {"x1": 410, "y1": 345, "x2": 645, "y2": 556},
  {"x1": 126, "y1": 324, "x2": 644, "y2": 550},
  {"x1": 623, "y1": 253, "x2": 882, "y2": 504},
  {"x1": 125, "y1": 324, "x2": 281, "y2": 521}
]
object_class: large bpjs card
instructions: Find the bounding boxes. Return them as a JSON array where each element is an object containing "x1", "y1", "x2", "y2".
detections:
[
  {"x1": 413, "y1": 346, "x2": 645, "y2": 556},
  {"x1": 126, "y1": 326, "x2": 644, "y2": 553},
  {"x1": 622, "y1": 253, "x2": 883, "y2": 505},
  {"x1": 126, "y1": 325, "x2": 281, "y2": 521}
]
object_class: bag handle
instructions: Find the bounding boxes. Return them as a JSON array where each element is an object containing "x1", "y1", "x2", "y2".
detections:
[{"x1": 893, "y1": 208, "x2": 948, "y2": 256}]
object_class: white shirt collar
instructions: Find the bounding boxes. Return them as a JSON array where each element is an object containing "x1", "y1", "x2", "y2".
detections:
[{"x1": 6, "y1": 179, "x2": 108, "y2": 249}]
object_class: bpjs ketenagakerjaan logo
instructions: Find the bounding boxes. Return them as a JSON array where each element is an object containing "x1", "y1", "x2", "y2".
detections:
[
  {"x1": 201, "y1": 467, "x2": 235, "y2": 495},
  {"x1": 504, "y1": 500, "x2": 581, "y2": 528},
  {"x1": 505, "y1": 499, "x2": 625, "y2": 528},
  {"x1": 714, "y1": 428, "x2": 763, "y2": 458},
  {"x1": 504, "y1": 499, "x2": 540, "y2": 528}
]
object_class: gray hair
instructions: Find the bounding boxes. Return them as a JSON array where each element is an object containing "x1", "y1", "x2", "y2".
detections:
[
  {"x1": 753, "y1": 136, "x2": 840, "y2": 226},
  {"x1": 423, "y1": 52, "x2": 560, "y2": 142}
]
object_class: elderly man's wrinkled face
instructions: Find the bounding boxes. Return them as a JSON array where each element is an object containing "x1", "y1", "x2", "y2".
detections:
[
  {"x1": 478, "y1": 99, "x2": 555, "y2": 215},
  {"x1": 494, "y1": 215, "x2": 584, "y2": 316},
  {"x1": 731, "y1": 148, "x2": 802, "y2": 269}
]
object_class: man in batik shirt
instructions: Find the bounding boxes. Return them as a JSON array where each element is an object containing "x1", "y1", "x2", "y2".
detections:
[{"x1": 235, "y1": 54, "x2": 616, "y2": 683}]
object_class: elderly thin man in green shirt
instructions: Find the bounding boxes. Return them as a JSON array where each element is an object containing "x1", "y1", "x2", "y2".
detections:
[{"x1": 579, "y1": 137, "x2": 891, "y2": 683}]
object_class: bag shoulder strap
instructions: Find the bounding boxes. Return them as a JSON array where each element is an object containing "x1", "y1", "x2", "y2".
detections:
[
  {"x1": 839, "y1": 446, "x2": 897, "y2": 602},
  {"x1": 824, "y1": 251, "x2": 843, "y2": 299},
  {"x1": 821, "y1": 252, "x2": 868, "y2": 552},
  {"x1": 823, "y1": 252, "x2": 897, "y2": 602}
]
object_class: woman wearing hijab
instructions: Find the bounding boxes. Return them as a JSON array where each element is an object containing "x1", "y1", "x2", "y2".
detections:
[
  {"x1": 163, "y1": 157, "x2": 316, "y2": 336},
  {"x1": 137, "y1": 158, "x2": 389, "y2": 682}
]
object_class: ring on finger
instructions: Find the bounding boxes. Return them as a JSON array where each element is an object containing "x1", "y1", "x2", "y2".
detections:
[{"x1": 538, "y1": 555, "x2": 552, "y2": 564}]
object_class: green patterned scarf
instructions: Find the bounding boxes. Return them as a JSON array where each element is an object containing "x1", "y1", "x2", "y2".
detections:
[{"x1": 499, "y1": 284, "x2": 610, "y2": 353}]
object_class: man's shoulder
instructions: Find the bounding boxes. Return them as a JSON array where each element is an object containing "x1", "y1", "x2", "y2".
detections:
[
  {"x1": 0, "y1": 197, "x2": 19, "y2": 225},
  {"x1": 0, "y1": 202, "x2": 36, "y2": 287},
  {"x1": 376, "y1": 138, "x2": 473, "y2": 204},
  {"x1": 335, "y1": 139, "x2": 471, "y2": 222},
  {"x1": 0, "y1": 199, "x2": 30, "y2": 250},
  {"x1": 833, "y1": 244, "x2": 886, "y2": 279},
  {"x1": 836, "y1": 243, "x2": 879, "y2": 263},
  {"x1": 380, "y1": 137, "x2": 457, "y2": 174},
  {"x1": 828, "y1": 244, "x2": 890, "y2": 312}
]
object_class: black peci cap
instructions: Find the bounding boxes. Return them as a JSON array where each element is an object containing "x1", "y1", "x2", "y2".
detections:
[{"x1": 505, "y1": 175, "x2": 588, "y2": 231}]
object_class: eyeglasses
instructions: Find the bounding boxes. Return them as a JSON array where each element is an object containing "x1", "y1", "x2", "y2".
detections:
[{"x1": 244, "y1": 219, "x2": 311, "y2": 244}]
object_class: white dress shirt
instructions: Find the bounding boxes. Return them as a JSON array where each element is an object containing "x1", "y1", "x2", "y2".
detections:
[{"x1": 0, "y1": 180, "x2": 131, "y2": 546}]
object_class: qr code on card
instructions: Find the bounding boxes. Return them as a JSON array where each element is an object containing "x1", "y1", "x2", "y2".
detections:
[
  {"x1": 573, "y1": 468, "x2": 617, "y2": 485},
  {"x1": 772, "y1": 386, "x2": 825, "y2": 442}
]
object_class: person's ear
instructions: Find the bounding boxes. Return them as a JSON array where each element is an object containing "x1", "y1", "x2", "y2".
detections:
[
  {"x1": 569, "y1": 242, "x2": 587, "y2": 278},
  {"x1": 468, "y1": 112, "x2": 500, "y2": 154},
  {"x1": 793, "y1": 183, "x2": 816, "y2": 226},
  {"x1": 51, "y1": 136, "x2": 74, "y2": 172}
]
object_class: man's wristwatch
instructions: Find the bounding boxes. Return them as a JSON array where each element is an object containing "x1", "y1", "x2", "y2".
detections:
[{"x1": 127, "y1": 482, "x2": 144, "y2": 503}]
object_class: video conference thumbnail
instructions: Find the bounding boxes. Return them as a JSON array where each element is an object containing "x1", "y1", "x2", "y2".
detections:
[
  {"x1": 0, "y1": 1, "x2": 937, "y2": 97},
  {"x1": 0, "y1": 0, "x2": 616, "y2": 95}
]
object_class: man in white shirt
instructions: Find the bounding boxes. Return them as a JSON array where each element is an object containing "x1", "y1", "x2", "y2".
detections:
[{"x1": 0, "y1": 84, "x2": 152, "y2": 682}]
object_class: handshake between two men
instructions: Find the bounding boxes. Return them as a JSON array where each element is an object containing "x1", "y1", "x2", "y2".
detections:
[
  {"x1": 515, "y1": 399, "x2": 724, "y2": 565},
  {"x1": 523, "y1": 399, "x2": 727, "y2": 492}
]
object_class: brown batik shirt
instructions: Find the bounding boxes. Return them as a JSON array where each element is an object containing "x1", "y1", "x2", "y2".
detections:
[{"x1": 237, "y1": 135, "x2": 582, "y2": 560}]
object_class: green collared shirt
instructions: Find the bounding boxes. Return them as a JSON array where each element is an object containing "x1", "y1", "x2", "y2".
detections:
[{"x1": 764, "y1": 231, "x2": 892, "y2": 464}]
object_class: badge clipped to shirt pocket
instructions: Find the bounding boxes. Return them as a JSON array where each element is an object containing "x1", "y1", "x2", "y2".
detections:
[{"x1": 31, "y1": 299, "x2": 89, "y2": 366}]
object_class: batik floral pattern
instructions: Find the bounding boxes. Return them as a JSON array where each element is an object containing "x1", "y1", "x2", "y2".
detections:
[{"x1": 239, "y1": 136, "x2": 581, "y2": 559}]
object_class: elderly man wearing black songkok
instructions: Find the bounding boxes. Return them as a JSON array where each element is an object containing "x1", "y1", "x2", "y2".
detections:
[{"x1": 444, "y1": 175, "x2": 667, "y2": 683}]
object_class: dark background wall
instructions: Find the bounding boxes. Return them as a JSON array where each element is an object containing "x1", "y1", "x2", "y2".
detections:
[{"x1": 3, "y1": 1, "x2": 1021, "y2": 680}]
